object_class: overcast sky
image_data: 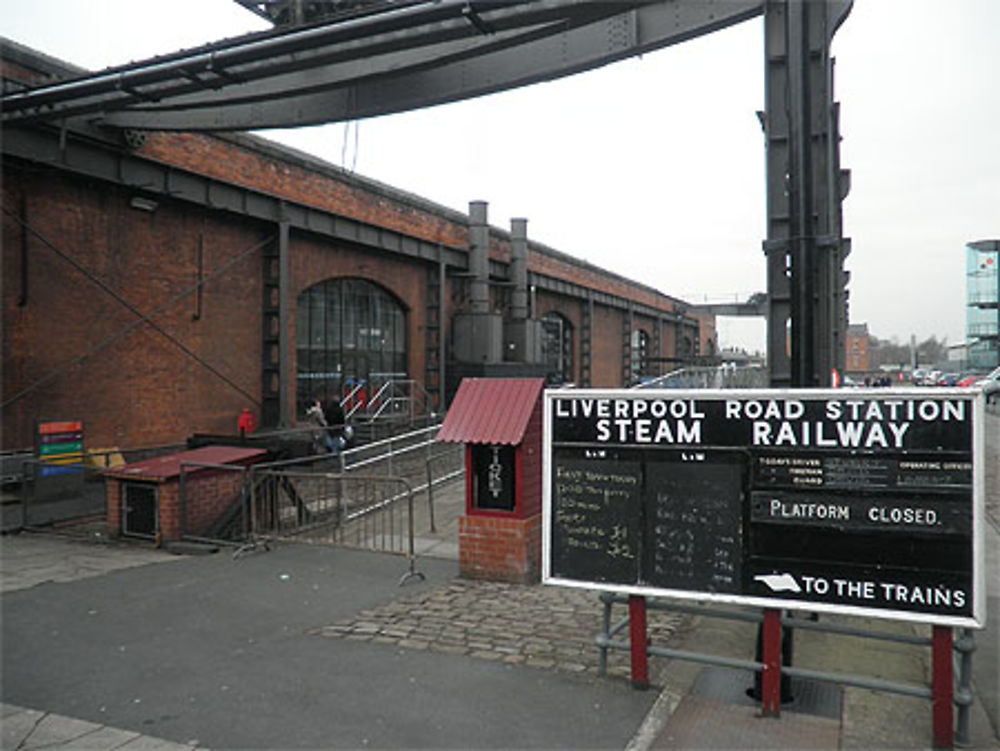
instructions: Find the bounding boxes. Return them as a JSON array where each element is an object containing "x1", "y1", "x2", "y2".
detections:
[{"x1": 5, "y1": 1, "x2": 998, "y2": 354}]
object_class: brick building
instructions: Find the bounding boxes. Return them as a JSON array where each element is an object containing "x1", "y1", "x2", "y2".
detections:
[
  {"x1": 1, "y1": 39, "x2": 716, "y2": 451},
  {"x1": 845, "y1": 323, "x2": 870, "y2": 376}
]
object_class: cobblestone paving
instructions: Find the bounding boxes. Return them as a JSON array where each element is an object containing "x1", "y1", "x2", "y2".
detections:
[{"x1": 311, "y1": 578, "x2": 686, "y2": 683}]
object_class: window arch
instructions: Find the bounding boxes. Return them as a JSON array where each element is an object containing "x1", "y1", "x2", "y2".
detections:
[
  {"x1": 296, "y1": 278, "x2": 406, "y2": 414},
  {"x1": 541, "y1": 312, "x2": 574, "y2": 385}
]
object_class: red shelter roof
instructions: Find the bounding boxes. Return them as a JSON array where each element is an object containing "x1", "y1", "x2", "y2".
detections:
[
  {"x1": 437, "y1": 378, "x2": 545, "y2": 446},
  {"x1": 104, "y1": 445, "x2": 266, "y2": 482}
]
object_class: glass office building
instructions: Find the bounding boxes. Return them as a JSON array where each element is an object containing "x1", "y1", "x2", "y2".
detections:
[{"x1": 966, "y1": 239, "x2": 1000, "y2": 371}]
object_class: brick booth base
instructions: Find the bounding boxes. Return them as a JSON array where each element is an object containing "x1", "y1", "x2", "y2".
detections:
[{"x1": 458, "y1": 513, "x2": 541, "y2": 584}]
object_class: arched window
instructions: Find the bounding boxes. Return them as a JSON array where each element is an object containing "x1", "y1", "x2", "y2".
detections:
[
  {"x1": 541, "y1": 312, "x2": 574, "y2": 385},
  {"x1": 296, "y1": 279, "x2": 406, "y2": 414},
  {"x1": 631, "y1": 329, "x2": 650, "y2": 384}
]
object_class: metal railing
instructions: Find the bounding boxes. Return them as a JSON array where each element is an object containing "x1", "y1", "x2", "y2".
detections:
[
  {"x1": 245, "y1": 422, "x2": 461, "y2": 534},
  {"x1": 341, "y1": 378, "x2": 433, "y2": 426},
  {"x1": 635, "y1": 365, "x2": 769, "y2": 390},
  {"x1": 178, "y1": 461, "x2": 253, "y2": 546},
  {"x1": 595, "y1": 594, "x2": 978, "y2": 746},
  {"x1": 247, "y1": 469, "x2": 424, "y2": 584},
  {"x1": 9, "y1": 443, "x2": 187, "y2": 532}
]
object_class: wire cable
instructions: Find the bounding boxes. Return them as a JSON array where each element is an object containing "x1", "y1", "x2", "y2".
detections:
[{"x1": 2, "y1": 206, "x2": 274, "y2": 409}]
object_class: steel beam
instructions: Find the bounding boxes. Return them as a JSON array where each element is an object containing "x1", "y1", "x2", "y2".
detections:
[
  {"x1": 527, "y1": 270, "x2": 697, "y2": 328},
  {"x1": 2, "y1": 1, "x2": 763, "y2": 131},
  {"x1": 1, "y1": 125, "x2": 466, "y2": 270}
]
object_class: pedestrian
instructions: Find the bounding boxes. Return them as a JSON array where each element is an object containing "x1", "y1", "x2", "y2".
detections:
[
  {"x1": 306, "y1": 398, "x2": 336, "y2": 454},
  {"x1": 323, "y1": 398, "x2": 347, "y2": 453}
]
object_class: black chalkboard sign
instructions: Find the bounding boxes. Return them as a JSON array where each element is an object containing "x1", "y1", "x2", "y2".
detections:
[
  {"x1": 550, "y1": 447, "x2": 641, "y2": 585},
  {"x1": 544, "y1": 388, "x2": 983, "y2": 627},
  {"x1": 643, "y1": 450, "x2": 744, "y2": 594}
]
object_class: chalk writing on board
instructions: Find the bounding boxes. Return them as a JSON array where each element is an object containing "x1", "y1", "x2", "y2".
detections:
[
  {"x1": 645, "y1": 452, "x2": 743, "y2": 594},
  {"x1": 550, "y1": 453, "x2": 641, "y2": 584}
]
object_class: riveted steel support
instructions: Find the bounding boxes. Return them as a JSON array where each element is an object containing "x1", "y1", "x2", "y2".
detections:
[{"x1": 762, "y1": 0, "x2": 851, "y2": 387}]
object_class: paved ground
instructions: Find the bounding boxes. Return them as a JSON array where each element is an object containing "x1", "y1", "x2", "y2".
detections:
[{"x1": 2, "y1": 474, "x2": 998, "y2": 750}]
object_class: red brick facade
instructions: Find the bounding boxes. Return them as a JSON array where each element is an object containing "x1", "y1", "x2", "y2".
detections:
[
  {"x1": 105, "y1": 469, "x2": 247, "y2": 542},
  {"x1": 458, "y1": 513, "x2": 542, "y2": 584},
  {"x1": 2, "y1": 46, "x2": 717, "y2": 453}
]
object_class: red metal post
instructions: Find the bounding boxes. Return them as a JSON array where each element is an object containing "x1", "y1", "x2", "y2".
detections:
[
  {"x1": 628, "y1": 595, "x2": 649, "y2": 690},
  {"x1": 761, "y1": 608, "x2": 782, "y2": 716},
  {"x1": 932, "y1": 626, "x2": 954, "y2": 749}
]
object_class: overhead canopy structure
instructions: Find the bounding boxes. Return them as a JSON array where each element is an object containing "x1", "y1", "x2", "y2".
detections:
[
  {"x1": 1, "y1": 0, "x2": 853, "y2": 389},
  {"x1": 1, "y1": 0, "x2": 763, "y2": 131}
]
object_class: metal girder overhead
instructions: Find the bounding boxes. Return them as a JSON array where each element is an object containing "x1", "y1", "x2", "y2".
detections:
[
  {"x1": 2, "y1": 0, "x2": 854, "y2": 393},
  {"x1": 232, "y1": 0, "x2": 403, "y2": 27},
  {"x1": 1, "y1": 0, "x2": 763, "y2": 131}
]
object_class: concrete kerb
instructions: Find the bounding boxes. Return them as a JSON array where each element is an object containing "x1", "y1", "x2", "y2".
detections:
[{"x1": 1, "y1": 703, "x2": 200, "y2": 751}]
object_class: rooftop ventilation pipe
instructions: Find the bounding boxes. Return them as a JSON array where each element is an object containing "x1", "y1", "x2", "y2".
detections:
[
  {"x1": 469, "y1": 200, "x2": 489, "y2": 313},
  {"x1": 510, "y1": 217, "x2": 528, "y2": 321}
]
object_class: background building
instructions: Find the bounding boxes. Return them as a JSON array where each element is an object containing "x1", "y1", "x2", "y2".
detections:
[
  {"x1": 844, "y1": 323, "x2": 870, "y2": 376},
  {"x1": 1, "y1": 40, "x2": 716, "y2": 452},
  {"x1": 966, "y1": 239, "x2": 1000, "y2": 371}
]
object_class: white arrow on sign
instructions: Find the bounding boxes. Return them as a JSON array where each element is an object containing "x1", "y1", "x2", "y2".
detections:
[{"x1": 754, "y1": 573, "x2": 802, "y2": 593}]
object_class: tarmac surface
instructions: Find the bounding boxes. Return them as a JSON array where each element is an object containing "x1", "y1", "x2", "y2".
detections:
[{"x1": 2, "y1": 476, "x2": 999, "y2": 750}]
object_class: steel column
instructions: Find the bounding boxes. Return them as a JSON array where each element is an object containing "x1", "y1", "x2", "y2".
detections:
[
  {"x1": 278, "y1": 218, "x2": 291, "y2": 426},
  {"x1": 762, "y1": 0, "x2": 851, "y2": 387}
]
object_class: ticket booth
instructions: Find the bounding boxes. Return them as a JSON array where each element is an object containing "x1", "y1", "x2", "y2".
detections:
[{"x1": 437, "y1": 378, "x2": 545, "y2": 583}]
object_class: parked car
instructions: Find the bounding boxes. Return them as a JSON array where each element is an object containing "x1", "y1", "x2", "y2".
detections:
[
  {"x1": 957, "y1": 374, "x2": 983, "y2": 387},
  {"x1": 974, "y1": 366, "x2": 1000, "y2": 388},
  {"x1": 937, "y1": 372, "x2": 961, "y2": 387}
]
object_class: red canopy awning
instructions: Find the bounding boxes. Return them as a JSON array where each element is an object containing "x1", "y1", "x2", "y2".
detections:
[{"x1": 437, "y1": 378, "x2": 545, "y2": 446}]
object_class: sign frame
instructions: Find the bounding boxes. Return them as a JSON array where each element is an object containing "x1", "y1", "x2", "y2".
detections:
[{"x1": 542, "y1": 387, "x2": 986, "y2": 629}]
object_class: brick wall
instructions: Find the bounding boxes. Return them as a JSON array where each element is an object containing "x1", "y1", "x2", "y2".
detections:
[
  {"x1": 105, "y1": 469, "x2": 247, "y2": 541},
  {"x1": 3, "y1": 168, "x2": 264, "y2": 449},
  {"x1": 106, "y1": 479, "x2": 123, "y2": 533},
  {"x1": 178, "y1": 470, "x2": 246, "y2": 540},
  {"x1": 3, "y1": 52, "x2": 714, "y2": 451},
  {"x1": 591, "y1": 305, "x2": 625, "y2": 387},
  {"x1": 458, "y1": 513, "x2": 542, "y2": 584}
]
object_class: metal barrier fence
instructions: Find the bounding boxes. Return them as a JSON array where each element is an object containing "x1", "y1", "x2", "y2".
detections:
[
  {"x1": 170, "y1": 424, "x2": 463, "y2": 584},
  {"x1": 244, "y1": 423, "x2": 463, "y2": 536},
  {"x1": 178, "y1": 461, "x2": 253, "y2": 546},
  {"x1": 10, "y1": 443, "x2": 188, "y2": 532},
  {"x1": 595, "y1": 594, "x2": 979, "y2": 747},
  {"x1": 246, "y1": 470, "x2": 424, "y2": 584}
]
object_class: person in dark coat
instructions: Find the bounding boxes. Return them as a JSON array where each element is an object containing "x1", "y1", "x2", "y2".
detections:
[{"x1": 323, "y1": 399, "x2": 350, "y2": 452}]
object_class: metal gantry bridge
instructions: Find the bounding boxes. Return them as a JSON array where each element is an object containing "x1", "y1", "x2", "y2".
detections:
[{"x1": 1, "y1": 0, "x2": 852, "y2": 388}]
